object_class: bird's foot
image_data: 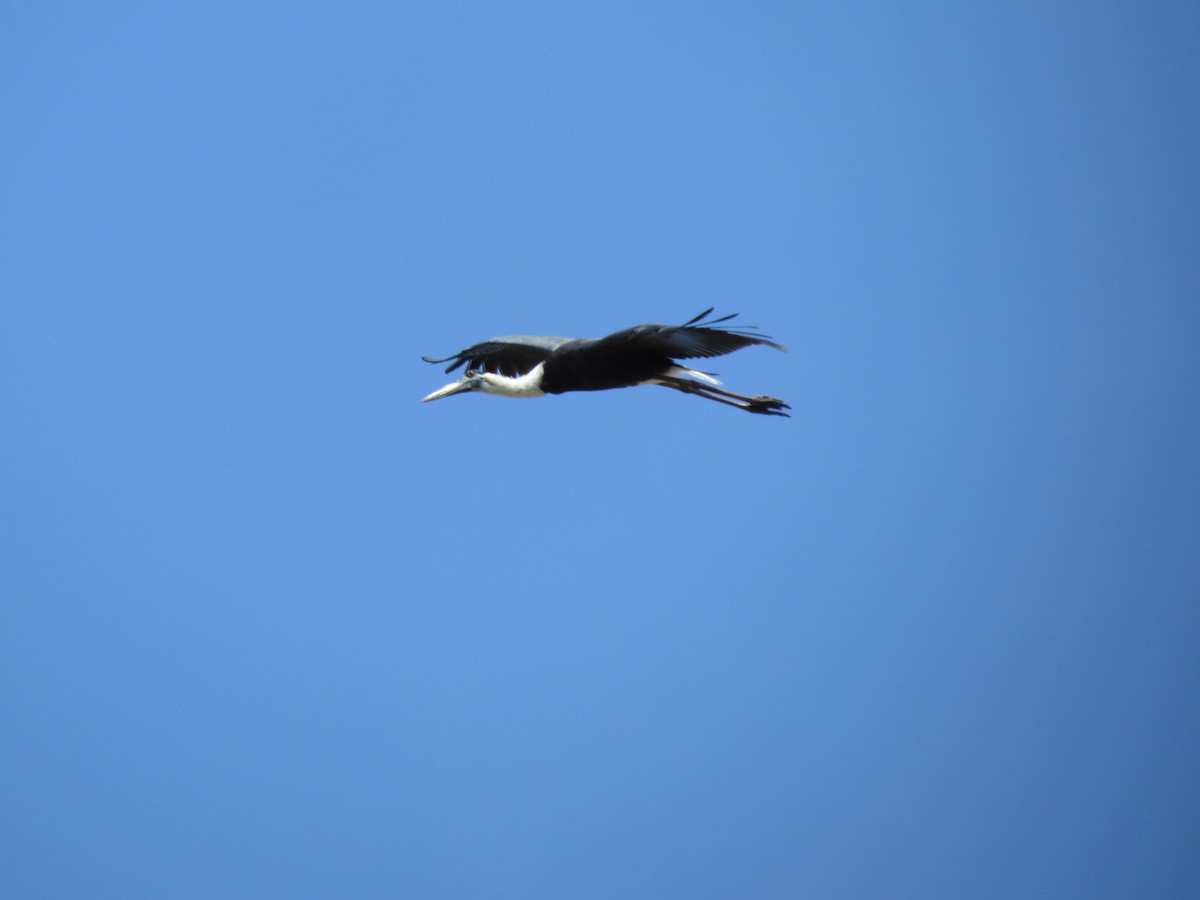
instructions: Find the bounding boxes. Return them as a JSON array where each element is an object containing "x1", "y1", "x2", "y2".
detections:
[{"x1": 745, "y1": 394, "x2": 790, "y2": 416}]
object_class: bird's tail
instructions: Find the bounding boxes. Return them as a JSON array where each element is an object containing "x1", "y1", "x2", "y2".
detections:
[{"x1": 666, "y1": 365, "x2": 723, "y2": 385}]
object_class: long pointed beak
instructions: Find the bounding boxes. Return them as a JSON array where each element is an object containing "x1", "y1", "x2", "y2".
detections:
[{"x1": 422, "y1": 379, "x2": 474, "y2": 402}]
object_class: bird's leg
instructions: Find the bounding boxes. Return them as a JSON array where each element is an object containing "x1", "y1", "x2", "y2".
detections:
[
  {"x1": 658, "y1": 376, "x2": 790, "y2": 416},
  {"x1": 660, "y1": 375, "x2": 790, "y2": 409},
  {"x1": 700, "y1": 383, "x2": 791, "y2": 412}
]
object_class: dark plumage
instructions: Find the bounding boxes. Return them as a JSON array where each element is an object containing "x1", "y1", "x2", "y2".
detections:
[{"x1": 421, "y1": 308, "x2": 789, "y2": 416}]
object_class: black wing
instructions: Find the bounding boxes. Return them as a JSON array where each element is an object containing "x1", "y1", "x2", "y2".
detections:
[
  {"x1": 532, "y1": 309, "x2": 786, "y2": 394},
  {"x1": 595, "y1": 308, "x2": 787, "y2": 360},
  {"x1": 421, "y1": 334, "x2": 574, "y2": 377}
]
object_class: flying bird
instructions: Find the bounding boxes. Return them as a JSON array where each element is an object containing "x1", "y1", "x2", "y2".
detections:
[{"x1": 421, "y1": 308, "x2": 790, "y2": 416}]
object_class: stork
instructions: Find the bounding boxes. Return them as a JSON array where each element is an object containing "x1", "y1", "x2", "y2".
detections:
[{"x1": 421, "y1": 308, "x2": 790, "y2": 416}]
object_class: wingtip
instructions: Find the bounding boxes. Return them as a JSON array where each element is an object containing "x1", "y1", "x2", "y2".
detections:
[{"x1": 753, "y1": 336, "x2": 788, "y2": 353}]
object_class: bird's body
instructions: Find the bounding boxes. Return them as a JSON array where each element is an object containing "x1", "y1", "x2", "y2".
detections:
[{"x1": 421, "y1": 309, "x2": 790, "y2": 416}]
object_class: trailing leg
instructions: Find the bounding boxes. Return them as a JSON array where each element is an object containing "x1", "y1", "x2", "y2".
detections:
[{"x1": 656, "y1": 376, "x2": 790, "y2": 416}]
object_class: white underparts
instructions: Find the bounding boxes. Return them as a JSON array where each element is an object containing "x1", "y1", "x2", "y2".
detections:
[{"x1": 478, "y1": 363, "x2": 547, "y2": 398}]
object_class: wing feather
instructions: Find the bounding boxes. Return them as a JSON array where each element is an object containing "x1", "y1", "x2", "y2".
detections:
[
  {"x1": 421, "y1": 335, "x2": 572, "y2": 377},
  {"x1": 594, "y1": 309, "x2": 786, "y2": 361}
]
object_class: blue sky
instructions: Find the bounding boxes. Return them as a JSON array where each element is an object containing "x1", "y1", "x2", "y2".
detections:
[{"x1": 2, "y1": 2, "x2": 1198, "y2": 897}]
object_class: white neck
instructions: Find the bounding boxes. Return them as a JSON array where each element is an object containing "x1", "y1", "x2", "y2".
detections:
[{"x1": 478, "y1": 364, "x2": 546, "y2": 398}]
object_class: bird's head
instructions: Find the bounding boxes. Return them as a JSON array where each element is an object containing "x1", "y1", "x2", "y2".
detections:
[
  {"x1": 422, "y1": 364, "x2": 547, "y2": 403},
  {"x1": 421, "y1": 369, "x2": 490, "y2": 402}
]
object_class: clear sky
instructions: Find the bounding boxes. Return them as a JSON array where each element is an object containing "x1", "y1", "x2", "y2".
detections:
[{"x1": 2, "y1": 2, "x2": 1198, "y2": 897}]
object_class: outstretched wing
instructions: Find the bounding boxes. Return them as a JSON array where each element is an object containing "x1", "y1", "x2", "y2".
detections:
[
  {"x1": 596, "y1": 308, "x2": 787, "y2": 360},
  {"x1": 531, "y1": 309, "x2": 786, "y2": 395},
  {"x1": 421, "y1": 334, "x2": 573, "y2": 377}
]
